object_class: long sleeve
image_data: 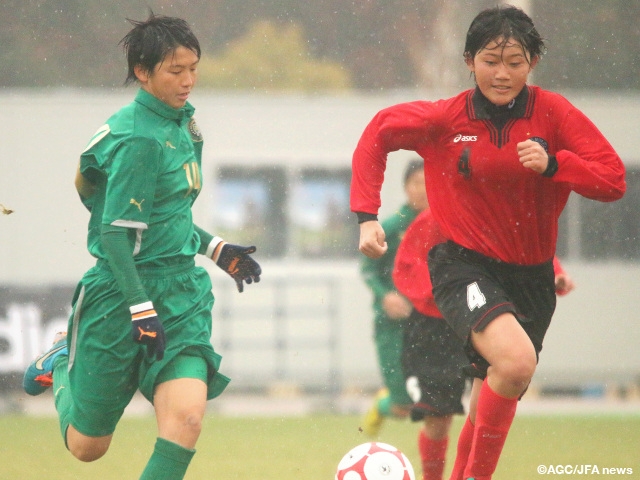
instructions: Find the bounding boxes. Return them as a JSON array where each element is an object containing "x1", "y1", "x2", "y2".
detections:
[{"x1": 101, "y1": 224, "x2": 149, "y2": 306}]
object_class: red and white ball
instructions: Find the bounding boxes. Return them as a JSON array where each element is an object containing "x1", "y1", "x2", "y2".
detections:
[{"x1": 335, "y1": 442, "x2": 415, "y2": 480}]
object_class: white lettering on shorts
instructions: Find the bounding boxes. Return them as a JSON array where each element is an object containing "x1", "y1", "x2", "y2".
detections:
[{"x1": 466, "y1": 281, "x2": 486, "y2": 311}]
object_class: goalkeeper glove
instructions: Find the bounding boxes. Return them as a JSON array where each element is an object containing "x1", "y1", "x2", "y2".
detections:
[
  {"x1": 210, "y1": 238, "x2": 262, "y2": 292},
  {"x1": 130, "y1": 302, "x2": 166, "y2": 361}
]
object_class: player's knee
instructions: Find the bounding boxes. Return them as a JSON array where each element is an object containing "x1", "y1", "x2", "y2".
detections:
[
  {"x1": 69, "y1": 440, "x2": 110, "y2": 462},
  {"x1": 495, "y1": 351, "x2": 536, "y2": 389},
  {"x1": 173, "y1": 406, "x2": 204, "y2": 437},
  {"x1": 185, "y1": 410, "x2": 204, "y2": 436}
]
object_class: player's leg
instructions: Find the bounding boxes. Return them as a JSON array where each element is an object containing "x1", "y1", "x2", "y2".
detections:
[
  {"x1": 462, "y1": 313, "x2": 535, "y2": 480},
  {"x1": 449, "y1": 380, "x2": 480, "y2": 480},
  {"x1": 23, "y1": 330, "x2": 115, "y2": 461},
  {"x1": 363, "y1": 316, "x2": 411, "y2": 436},
  {"x1": 23, "y1": 276, "x2": 135, "y2": 462},
  {"x1": 139, "y1": 355, "x2": 209, "y2": 480},
  {"x1": 154, "y1": 377, "x2": 208, "y2": 449},
  {"x1": 403, "y1": 313, "x2": 467, "y2": 480},
  {"x1": 418, "y1": 415, "x2": 452, "y2": 480}
]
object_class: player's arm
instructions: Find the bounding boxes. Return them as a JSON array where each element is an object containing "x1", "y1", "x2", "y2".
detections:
[
  {"x1": 75, "y1": 162, "x2": 97, "y2": 200},
  {"x1": 552, "y1": 256, "x2": 575, "y2": 296},
  {"x1": 101, "y1": 224, "x2": 165, "y2": 360},
  {"x1": 359, "y1": 246, "x2": 389, "y2": 298},
  {"x1": 350, "y1": 102, "x2": 432, "y2": 231},
  {"x1": 531, "y1": 104, "x2": 624, "y2": 201},
  {"x1": 358, "y1": 218, "x2": 388, "y2": 259},
  {"x1": 193, "y1": 224, "x2": 261, "y2": 292}
]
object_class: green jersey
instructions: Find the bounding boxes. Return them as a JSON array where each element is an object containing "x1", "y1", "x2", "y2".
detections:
[{"x1": 79, "y1": 88, "x2": 205, "y2": 265}]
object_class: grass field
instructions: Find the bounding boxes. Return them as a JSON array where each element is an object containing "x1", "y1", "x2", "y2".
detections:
[{"x1": 1, "y1": 412, "x2": 639, "y2": 479}]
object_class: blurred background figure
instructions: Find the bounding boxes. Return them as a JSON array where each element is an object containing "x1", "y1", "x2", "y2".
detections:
[{"x1": 359, "y1": 159, "x2": 427, "y2": 436}]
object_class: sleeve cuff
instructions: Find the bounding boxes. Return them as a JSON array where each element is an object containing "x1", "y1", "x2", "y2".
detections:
[
  {"x1": 207, "y1": 236, "x2": 226, "y2": 262},
  {"x1": 130, "y1": 301, "x2": 156, "y2": 320},
  {"x1": 356, "y1": 212, "x2": 378, "y2": 224},
  {"x1": 542, "y1": 155, "x2": 558, "y2": 177}
]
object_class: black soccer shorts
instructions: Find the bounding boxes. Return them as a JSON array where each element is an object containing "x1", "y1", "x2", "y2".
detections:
[
  {"x1": 427, "y1": 240, "x2": 556, "y2": 378},
  {"x1": 402, "y1": 310, "x2": 468, "y2": 421}
]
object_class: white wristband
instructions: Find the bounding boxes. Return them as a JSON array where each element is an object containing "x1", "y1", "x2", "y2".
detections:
[
  {"x1": 130, "y1": 301, "x2": 156, "y2": 321},
  {"x1": 207, "y1": 236, "x2": 226, "y2": 262}
]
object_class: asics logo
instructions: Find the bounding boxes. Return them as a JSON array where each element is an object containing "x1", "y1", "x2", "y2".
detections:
[
  {"x1": 34, "y1": 345, "x2": 66, "y2": 370},
  {"x1": 453, "y1": 134, "x2": 477, "y2": 143}
]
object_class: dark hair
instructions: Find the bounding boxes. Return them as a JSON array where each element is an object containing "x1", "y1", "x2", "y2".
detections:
[
  {"x1": 403, "y1": 159, "x2": 424, "y2": 185},
  {"x1": 120, "y1": 13, "x2": 201, "y2": 85},
  {"x1": 464, "y1": 5, "x2": 545, "y2": 63}
]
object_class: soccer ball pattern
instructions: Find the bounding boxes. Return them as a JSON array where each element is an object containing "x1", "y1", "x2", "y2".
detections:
[{"x1": 335, "y1": 442, "x2": 416, "y2": 480}]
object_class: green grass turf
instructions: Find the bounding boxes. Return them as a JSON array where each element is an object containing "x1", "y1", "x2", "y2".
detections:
[{"x1": 1, "y1": 413, "x2": 638, "y2": 479}]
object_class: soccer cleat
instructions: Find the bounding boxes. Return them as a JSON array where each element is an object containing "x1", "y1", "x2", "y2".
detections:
[
  {"x1": 361, "y1": 388, "x2": 389, "y2": 437},
  {"x1": 23, "y1": 332, "x2": 68, "y2": 396}
]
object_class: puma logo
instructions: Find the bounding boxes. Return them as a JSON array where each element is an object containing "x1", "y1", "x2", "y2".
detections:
[
  {"x1": 227, "y1": 257, "x2": 240, "y2": 275},
  {"x1": 137, "y1": 327, "x2": 157, "y2": 341},
  {"x1": 166, "y1": 141, "x2": 176, "y2": 149},
  {"x1": 130, "y1": 198, "x2": 145, "y2": 211}
]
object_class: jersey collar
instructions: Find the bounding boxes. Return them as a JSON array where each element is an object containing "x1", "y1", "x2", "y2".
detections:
[
  {"x1": 468, "y1": 85, "x2": 531, "y2": 121},
  {"x1": 134, "y1": 88, "x2": 195, "y2": 123}
]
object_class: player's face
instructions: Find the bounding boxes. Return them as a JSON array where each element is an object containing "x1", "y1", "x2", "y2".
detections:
[
  {"x1": 136, "y1": 46, "x2": 199, "y2": 109},
  {"x1": 466, "y1": 37, "x2": 538, "y2": 106},
  {"x1": 405, "y1": 169, "x2": 428, "y2": 212}
]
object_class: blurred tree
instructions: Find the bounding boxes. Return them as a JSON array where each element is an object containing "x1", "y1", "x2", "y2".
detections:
[
  {"x1": 197, "y1": 20, "x2": 351, "y2": 92},
  {"x1": 0, "y1": 0, "x2": 638, "y2": 91}
]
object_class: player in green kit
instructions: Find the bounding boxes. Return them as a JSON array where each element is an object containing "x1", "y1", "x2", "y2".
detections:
[{"x1": 22, "y1": 14, "x2": 261, "y2": 480}]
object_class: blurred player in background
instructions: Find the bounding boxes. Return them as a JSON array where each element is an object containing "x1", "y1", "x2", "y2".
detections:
[
  {"x1": 394, "y1": 207, "x2": 575, "y2": 480},
  {"x1": 393, "y1": 206, "x2": 467, "y2": 480},
  {"x1": 23, "y1": 14, "x2": 260, "y2": 480},
  {"x1": 360, "y1": 159, "x2": 427, "y2": 436},
  {"x1": 351, "y1": 5, "x2": 623, "y2": 478}
]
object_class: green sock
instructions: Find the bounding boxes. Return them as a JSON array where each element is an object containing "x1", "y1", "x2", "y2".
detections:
[
  {"x1": 140, "y1": 437, "x2": 196, "y2": 480},
  {"x1": 52, "y1": 355, "x2": 72, "y2": 446},
  {"x1": 377, "y1": 394, "x2": 392, "y2": 416}
]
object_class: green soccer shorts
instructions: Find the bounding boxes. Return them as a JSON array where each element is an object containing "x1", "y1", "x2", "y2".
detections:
[{"x1": 65, "y1": 260, "x2": 230, "y2": 437}]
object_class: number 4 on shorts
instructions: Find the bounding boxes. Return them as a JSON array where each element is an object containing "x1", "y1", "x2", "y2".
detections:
[{"x1": 467, "y1": 281, "x2": 486, "y2": 311}]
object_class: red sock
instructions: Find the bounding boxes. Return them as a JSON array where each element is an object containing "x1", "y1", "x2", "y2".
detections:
[
  {"x1": 463, "y1": 379, "x2": 517, "y2": 480},
  {"x1": 418, "y1": 429, "x2": 448, "y2": 480},
  {"x1": 448, "y1": 415, "x2": 474, "y2": 480}
]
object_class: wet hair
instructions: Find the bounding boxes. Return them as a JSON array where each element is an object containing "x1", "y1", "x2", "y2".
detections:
[
  {"x1": 120, "y1": 13, "x2": 201, "y2": 85},
  {"x1": 464, "y1": 5, "x2": 545, "y2": 63},
  {"x1": 403, "y1": 159, "x2": 424, "y2": 185}
]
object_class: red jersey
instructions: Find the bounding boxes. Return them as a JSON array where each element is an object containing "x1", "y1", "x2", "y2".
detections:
[
  {"x1": 392, "y1": 208, "x2": 445, "y2": 318},
  {"x1": 393, "y1": 209, "x2": 573, "y2": 317},
  {"x1": 351, "y1": 86, "x2": 626, "y2": 264}
]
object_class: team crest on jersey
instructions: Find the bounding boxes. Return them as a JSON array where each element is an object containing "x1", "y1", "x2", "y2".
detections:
[
  {"x1": 529, "y1": 136, "x2": 549, "y2": 152},
  {"x1": 188, "y1": 118, "x2": 203, "y2": 142}
]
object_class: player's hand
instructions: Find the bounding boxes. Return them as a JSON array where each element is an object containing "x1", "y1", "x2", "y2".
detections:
[
  {"x1": 517, "y1": 139, "x2": 549, "y2": 174},
  {"x1": 130, "y1": 302, "x2": 166, "y2": 361},
  {"x1": 359, "y1": 221, "x2": 387, "y2": 259},
  {"x1": 554, "y1": 272, "x2": 576, "y2": 296},
  {"x1": 215, "y1": 243, "x2": 262, "y2": 292},
  {"x1": 382, "y1": 292, "x2": 412, "y2": 319}
]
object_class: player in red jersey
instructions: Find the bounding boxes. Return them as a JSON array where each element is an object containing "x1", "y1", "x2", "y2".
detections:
[
  {"x1": 351, "y1": 6, "x2": 624, "y2": 479},
  {"x1": 393, "y1": 208, "x2": 574, "y2": 480}
]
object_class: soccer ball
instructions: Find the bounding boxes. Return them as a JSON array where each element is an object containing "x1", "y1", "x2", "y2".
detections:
[{"x1": 335, "y1": 442, "x2": 416, "y2": 480}]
